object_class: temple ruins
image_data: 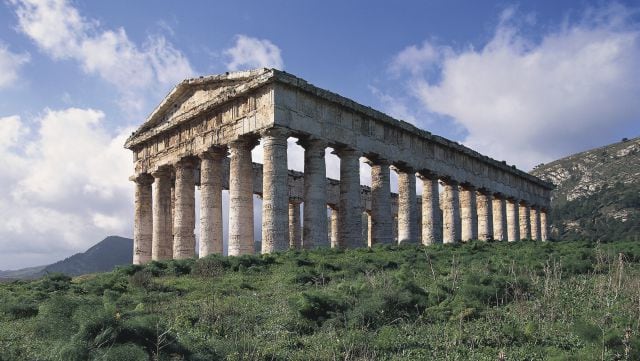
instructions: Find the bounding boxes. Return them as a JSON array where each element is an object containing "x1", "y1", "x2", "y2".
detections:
[{"x1": 125, "y1": 68, "x2": 553, "y2": 264}]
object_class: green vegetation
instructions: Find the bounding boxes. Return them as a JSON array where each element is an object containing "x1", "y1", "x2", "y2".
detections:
[{"x1": 2, "y1": 240, "x2": 640, "y2": 360}]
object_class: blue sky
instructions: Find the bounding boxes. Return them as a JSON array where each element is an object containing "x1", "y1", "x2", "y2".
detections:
[{"x1": 1, "y1": 0, "x2": 639, "y2": 269}]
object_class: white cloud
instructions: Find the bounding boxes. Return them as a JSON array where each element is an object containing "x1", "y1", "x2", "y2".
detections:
[
  {"x1": 224, "y1": 34, "x2": 284, "y2": 71},
  {"x1": 0, "y1": 44, "x2": 29, "y2": 88},
  {"x1": 10, "y1": 0, "x2": 195, "y2": 112},
  {"x1": 390, "y1": 4, "x2": 640, "y2": 170},
  {"x1": 0, "y1": 108, "x2": 133, "y2": 270}
]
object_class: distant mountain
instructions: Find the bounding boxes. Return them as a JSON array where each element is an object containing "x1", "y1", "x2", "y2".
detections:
[
  {"x1": 0, "y1": 236, "x2": 133, "y2": 280},
  {"x1": 531, "y1": 137, "x2": 640, "y2": 241}
]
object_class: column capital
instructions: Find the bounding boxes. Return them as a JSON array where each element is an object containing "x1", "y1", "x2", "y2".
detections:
[
  {"x1": 260, "y1": 126, "x2": 290, "y2": 139},
  {"x1": 391, "y1": 162, "x2": 415, "y2": 174},
  {"x1": 199, "y1": 146, "x2": 227, "y2": 160},
  {"x1": 297, "y1": 136, "x2": 327, "y2": 151},
  {"x1": 440, "y1": 177, "x2": 458, "y2": 186},
  {"x1": 363, "y1": 153, "x2": 389, "y2": 166},
  {"x1": 459, "y1": 183, "x2": 476, "y2": 191},
  {"x1": 417, "y1": 170, "x2": 439, "y2": 180},
  {"x1": 493, "y1": 192, "x2": 506, "y2": 199},
  {"x1": 130, "y1": 173, "x2": 153, "y2": 185},
  {"x1": 519, "y1": 199, "x2": 530, "y2": 206},
  {"x1": 229, "y1": 135, "x2": 260, "y2": 150},
  {"x1": 175, "y1": 156, "x2": 198, "y2": 169},
  {"x1": 332, "y1": 146, "x2": 359, "y2": 158},
  {"x1": 289, "y1": 197, "x2": 303, "y2": 205},
  {"x1": 151, "y1": 165, "x2": 172, "y2": 179},
  {"x1": 476, "y1": 187, "x2": 492, "y2": 196}
]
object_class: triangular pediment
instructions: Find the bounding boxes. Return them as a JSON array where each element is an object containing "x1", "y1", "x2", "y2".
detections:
[{"x1": 125, "y1": 68, "x2": 275, "y2": 148}]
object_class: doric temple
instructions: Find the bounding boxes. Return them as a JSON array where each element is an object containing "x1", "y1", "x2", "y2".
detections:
[{"x1": 124, "y1": 68, "x2": 554, "y2": 264}]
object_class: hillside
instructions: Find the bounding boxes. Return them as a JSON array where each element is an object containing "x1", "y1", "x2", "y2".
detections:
[
  {"x1": 1, "y1": 240, "x2": 639, "y2": 360},
  {"x1": 0, "y1": 236, "x2": 133, "y2": 280},
  {"x1": 531, "y1": 137, "x2": 640, "y2": 241}
]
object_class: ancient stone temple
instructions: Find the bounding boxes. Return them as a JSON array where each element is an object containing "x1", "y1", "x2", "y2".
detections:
[{"x1": 125, "y1": 68, "x2": 553, "y2": 264}]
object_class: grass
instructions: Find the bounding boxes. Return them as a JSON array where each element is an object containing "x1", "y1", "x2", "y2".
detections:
[{"x1": 1, "y1": 239, "x2": 640, "y2": 360}]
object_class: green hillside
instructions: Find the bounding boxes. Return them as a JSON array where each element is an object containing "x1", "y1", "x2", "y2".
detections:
[
  {"x1": 1, "y1": 240, "x2": 639, "y2": 360},
  {"x1": 531, "y1": 137, "x2": 640, "y2": 241}
]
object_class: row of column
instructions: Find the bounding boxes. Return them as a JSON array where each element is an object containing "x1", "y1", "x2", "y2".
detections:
[{"x1": 132, "y1": 128, "x2": 549, "y2": 264}]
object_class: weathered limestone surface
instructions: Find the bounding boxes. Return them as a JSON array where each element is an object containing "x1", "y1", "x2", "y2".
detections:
[
  {"x1": 492, "y1": 195, "x2": 507, "y2": 241},
  {"x1": 530, "y1": 207, "x2": 541, "y2": 241},
  {"x1": 370, "y1": 160, "x2": 393, "y2": 245},
  {"x1": 459, "y1": 185, "x2": 478, "y2": 241},
  {"x1": 337, "y1": 148, "x2": 362, "y2": 248},
  {"x1": 397, "y1": 168, "x2": 417, "y2": 244},
  {"x1": 288, "y1": 200, "x2": 301, "y2": 249},
  {"x1": 152, "y1": 168, "x2": 173, "y2": 260},
  {"x1": 125, "y1": 69, "x2": 554, "y2": 259},
  {"x1": 506, "y1": 199, "x2": 520, "y2": 242},
  {"x1": 173, "y1": 159, "x2": 196, "y2": 259},
  {"x1": 519, "y1": 202, "x2": 531, "y2": 240},
  {"x1": 442, "y1": 181, "x2": 460, "y2": 244},
  {"x1": 133, "y1": 174, "x2": 153, "y2": 264},
  {"x1": 199, "y1": 148, "x2": 225, "y2": 257},
  {"x1": 420, "y1": 174, "x2": 441, "y2": 245},
  {"x1": 330, "y1": 207, "x2": 339, "y2": 248},
  {"x1": 261, "y1": 128, "x2": 289, "y2": 253},
  {"x1": 300, "y1": 138, "x2": 328, "y2": 248},
  {"x1": 477, "y1": 190, "x2": 493, "y2": 241},
  {"x1": 540, "y1": 210, "x2": 549, "y2": 241},
  {"x1": 366, "y1": 212, "x2": 373, "y2": 247},
  {"x1": 228, "y1": 138, "x2": 256, "y2": 256}
]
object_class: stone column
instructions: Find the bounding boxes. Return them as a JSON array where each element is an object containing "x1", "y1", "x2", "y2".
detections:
[
  {"x1": 540, "y1": 209, "x2": 549, "y2": 241},
  {"x1": 173, "y1": 158, "x2": 196, "y2": 259},
  {"x1": 506, "y1": 198, "x2": 520, "y2": 242},
  {"x1": 366, "y1": 211, "x2": 373, "y2": 247},
  {"x1": 416, "y1": 198, "x2": 423, "y2": 244},
  {"x1": 132, "y1": 173, "x2": 153, "y2": 264},
  {"x1": 199, "y1": 147, "x2": 226, "y2": 257},
  {"x1": 442, "y1": 179, "x2": 461, "y2": 244},
  {"x1": 459, "y1": 184, "x2": 478, "y2": 241},
  {"x1": 519, "y1": 201, "x2": 531, "y2": 240},
  {"x1": 530, "y1": 206, "x2": 541, "y2": 241},
  {"x1": 229, "y1": 138, "x2": 256, "y2": 256},
  {"x1": 330, "y1": 207, "x2": 339, "y2": 248},
  {"x1": 289, "y1": 200, "x2": 302, "y2": 249},
  {"x1": 419, "y1": 173, "x2": 441, "y2": 245},
  {"x1": 335, "y1": 148, "x2": 362, "y2": 248},
  {"x1": 369, "y1": 159, "x2": 393, "y2": 245},
  {"x1": 492, "y1": 194, "x2": 507, "y2": 241},
  {"x1": 397, "y1": 167, "x2": 418, "y2": 244},
  {"x1": 299, "y1": 138, "x2": 328, "y2": 249},
  {"x1": 261, "y1": 128, "x2": 289, "y2": 254},
  {"x1": 152, "y1": 167, "x2": 173, "y2": 260},
  {"x1": 477, "y1": 190, "x2": 493, "y2": 241}
]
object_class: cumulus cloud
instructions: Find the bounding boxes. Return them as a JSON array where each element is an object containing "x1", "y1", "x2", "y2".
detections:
[
  {"x1": 9, "y1": 0, "x2": 195, "y2": 112},
  {"x1": 389, "y1": 4, "x2": 640, "y2": 170},
  {"x1": 0, "y1": 44, "x2": 29, "y2": 88},
  {"x1": 224, "y1": 35, "x2": 284, "y2": 71},
  {"x1": 0, "y1": 109, "x2": 133, "y2": 270}
]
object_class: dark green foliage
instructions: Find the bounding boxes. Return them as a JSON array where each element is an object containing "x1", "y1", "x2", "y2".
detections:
[{"x1": 1, "y1": 240, "x2": 640, "y2": 360}]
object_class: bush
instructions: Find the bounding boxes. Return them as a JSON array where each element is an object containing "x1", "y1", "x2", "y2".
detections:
[{"x1": 296, "y1": 291, "x2": 348, "y2": 325}]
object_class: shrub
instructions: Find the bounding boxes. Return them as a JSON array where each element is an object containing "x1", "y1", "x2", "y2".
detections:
[{"x1": 296, "y1": 290, "x2": 348, "y2": 325}]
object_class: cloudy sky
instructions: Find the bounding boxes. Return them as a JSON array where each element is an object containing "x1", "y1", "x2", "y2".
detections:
[{"x1": 0, "y1": 0, "x2": 639, "y2": 269}]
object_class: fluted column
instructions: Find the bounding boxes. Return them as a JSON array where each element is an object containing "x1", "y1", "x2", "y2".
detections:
[
  {"x1": 173, "y1": 158, "x2": 196, "y2": 259},
  {"x1": 132, "y1": 173, "x2": 153, "y2": 264},
  {"x1": 335, "y1": 148, "x2": 362, "y2": 248},
  {"x1": 289, "y1": 199, "x2": 302, "y2": 249},
  {"x1": 477, "y1": 190, "x2": 493, "y2": 241},
  {"x1": 506, "y1": 199, "x2": 520, "y2": 242},
  {"x1": 419, "y1": 173, "x2": 441, "y2": 245},
  {"x1": 262, "y1": 128, "x2": 289, "y2": 253},
  {"x1": 530, "y1": 206, "x2": 541, "y2": 241},
  {"x1": 299, "y1": 138, "x2": 328, "y2": 249},
  {"x1": 199, "y1": 147, "x2": 226, "y2": 257},
  {"x1": 416, "y1": 198, "x2": 423, "y2": 244},
  {"x1": 459, "y1": 184, "x2": 478, "y2": 241},
  {"x1": 229, "y1": 138, "x2": 257, "y2": 256},
  {"x1": 442, "y1": 179, "x2": 461, "y2": 244},
  {"x1": 492, "y1": 194, "x2": 507, "y2": 241},
  {"x1": 369, "y1": 159, "x2": 393, "y2": 245},
  {"x1": 152, "y1": 168, "x2": 173, "y2": 260},
  {"x1": 540, "y1": 209, "x2": 549, "y2": 241},
  {"x1": 397, "y1": 167, "x2": 418, "y2": 244},
  {"x1": 519, "y1": 201, "x2": 531, "y2": 240},
  {"x1": 330, "y1": 207, "x2": 339, "y2": 248}
]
